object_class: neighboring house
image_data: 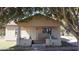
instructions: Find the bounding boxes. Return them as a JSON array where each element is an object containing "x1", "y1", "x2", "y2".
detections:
[
  {"x1": 5, "y1": 20, "x2": 18, "y2": 40},
  {"x1": 5, "y1": 14, "x2": 61, "y2": 46}
]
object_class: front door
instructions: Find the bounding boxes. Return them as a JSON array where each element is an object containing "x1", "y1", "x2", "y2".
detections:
[{"x1": 32, "y1": 27, "x2": 52, "y2": 44}]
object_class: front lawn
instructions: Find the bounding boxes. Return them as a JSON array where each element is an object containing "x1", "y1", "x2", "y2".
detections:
[{"x1": 0, "y1": 39, "x2": 16, "y2": 49}]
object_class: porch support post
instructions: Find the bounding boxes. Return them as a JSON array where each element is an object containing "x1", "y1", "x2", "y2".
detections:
[{"x1": 17, "y1": 26, "x2": 21, "y2": 46}]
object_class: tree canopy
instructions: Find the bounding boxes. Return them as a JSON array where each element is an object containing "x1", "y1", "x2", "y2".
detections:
[{"x1": 0, "y1": 7, "x2": 79, "y2": 39}]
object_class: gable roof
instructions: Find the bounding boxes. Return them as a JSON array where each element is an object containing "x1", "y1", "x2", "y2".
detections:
[
  {"x1": 16, "y1": 14, "x2": 60, "y2": 27},
  {"x1": 7, "y1": 21, "x2": 17, "y2": 26},
  {"x1": 16, "y1": 14, "x2": 55, "y2": 22}
]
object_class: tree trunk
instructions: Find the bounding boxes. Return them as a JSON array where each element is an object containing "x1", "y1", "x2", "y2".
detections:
[
  {"x1": 61, "y1": 21, "x2": 79, "y2": 50},
  {"x1": 17, "y1": 26, "x2": 21, "y2": 46}
]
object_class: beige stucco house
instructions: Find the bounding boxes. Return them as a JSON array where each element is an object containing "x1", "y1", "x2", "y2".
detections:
[
  {"x1": 5, "y1": 14, "x2": 62, "y2": 46},
  {"x1": 5, "y1": 21, "x2": 18, "y2": 40}
]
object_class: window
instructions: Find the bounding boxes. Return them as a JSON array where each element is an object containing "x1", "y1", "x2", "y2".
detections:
[{"x1": 42, "y1": 27, "x2": 52, "y2": 35}]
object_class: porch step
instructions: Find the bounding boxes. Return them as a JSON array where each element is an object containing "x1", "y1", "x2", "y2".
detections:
[
  {"x1": 32, "y1": 40, "x2": 45, "y2": 44},
  {"x1": 32, "y1": 44, "x2": 46, "y2": 49}
]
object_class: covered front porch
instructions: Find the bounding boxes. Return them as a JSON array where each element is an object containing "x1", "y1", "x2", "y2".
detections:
[
  {"x1": 16, "y1": 14, "x2": 62, "y2": 47},
  {"x1": 17, "y1": 26, "x2": 61, "y2": 45}
]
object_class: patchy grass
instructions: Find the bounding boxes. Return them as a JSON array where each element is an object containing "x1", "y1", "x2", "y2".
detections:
[{"x1": 0, "y1": 39, "x2": 16, "y2": 49}]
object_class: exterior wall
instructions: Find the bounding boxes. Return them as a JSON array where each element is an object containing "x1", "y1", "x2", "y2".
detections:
[
  {"x1": 37, "y1": 27, "x2": 60, "y2": 40},
  {"x1": 25, "y1": 27, "x2": 58, "y2": 41},
  {"x1": 20, "y1": 26, "x2": 60, "y2": 40},
  {"x1": 21, "y1": 27, "x2": 30, "y2": 39},
  {"x1": 37, "y1": 27, "x2": 49, "y2": 40},
  {"x1": 30, "y1": 27, "x2": 37, "y2": 40},
  {"x1": 5, "y1": 25, "x2": 17, "y2": 40},
  {"x1": 51, "y1": 27, "x2": 60, "y2": 39},
  {"x1": 20, "y1": 27, "x2": 37, "y2": 40}
]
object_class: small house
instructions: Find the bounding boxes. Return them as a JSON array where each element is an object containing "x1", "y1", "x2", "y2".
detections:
[{"x1": 5, "y1": 14, "x2": 62, "y2": 46}]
